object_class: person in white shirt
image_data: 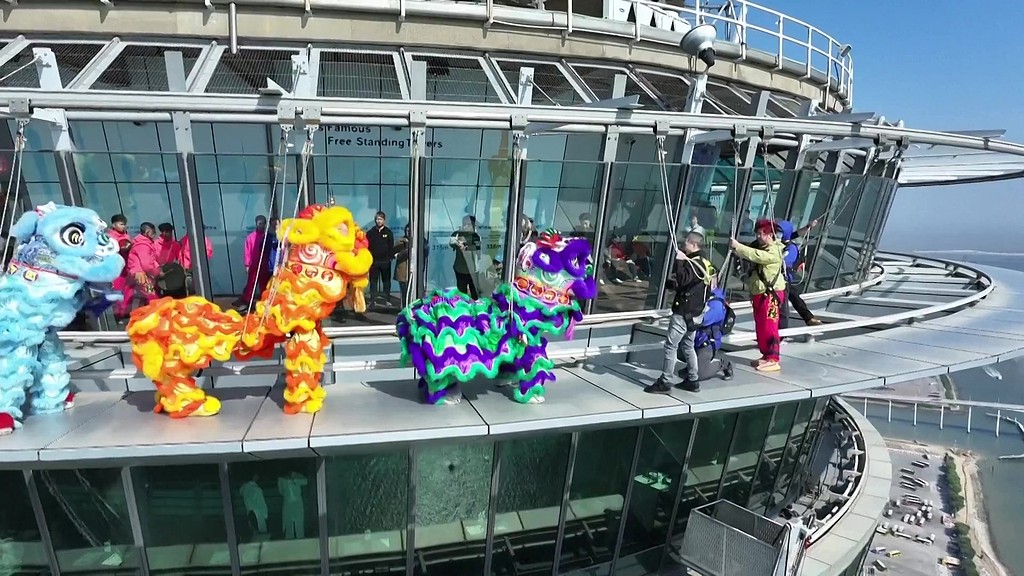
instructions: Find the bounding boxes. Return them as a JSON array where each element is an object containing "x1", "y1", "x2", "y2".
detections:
[
  {"x1": 239, "y1": 476, "x2": 268, "y2": 539},
  {"x1": 278, "y1": 472, "x2": 308, "y2": 539}
]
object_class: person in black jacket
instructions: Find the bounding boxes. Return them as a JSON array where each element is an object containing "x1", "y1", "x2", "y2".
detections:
[
  {"x1": 365, "y1": 211, "x2": 395, "y2": 307},
  {"x1": 645, "y1": 231, "x2": 712, "y2": 395}
]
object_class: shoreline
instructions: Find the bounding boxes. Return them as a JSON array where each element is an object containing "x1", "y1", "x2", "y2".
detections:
[{"x1": 884, "y1": 439, "x2": 1012, "y2": 576}]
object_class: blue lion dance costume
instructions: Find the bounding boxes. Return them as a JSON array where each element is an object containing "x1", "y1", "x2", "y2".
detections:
[
  {"x1": 397, "y1": 230, "x2": 596, "y2": 405},
  {"x1": 0, "y1": 202, "x2": 124, "y2": 435}
]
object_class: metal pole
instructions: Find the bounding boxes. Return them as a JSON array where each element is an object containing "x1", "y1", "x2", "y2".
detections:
[
  {"x1": 913, "y1": 403, "x2": 918, "y2": 426},
  {"x1": 887, "y1": 400, "x2": 892, "y2": 423},
  {"x1": 967, "y1": 406, "x2": 972, "y2": 434},
  {"x1": 939, "y1": 405, "x2": 944, "y2": 430},
  {"x1": 228, "y1": 3, "x2": 239, "y2": 54},
  {"x1": 996, "y1": 410, "x2": 1001, "y2": 437},
  {"x1": 863, "y1": 397, "x2": 868, "y2": 416}
]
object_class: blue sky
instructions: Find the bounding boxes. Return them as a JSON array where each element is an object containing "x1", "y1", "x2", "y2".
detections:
[{"x1": 771, "y1": 1, "x2": 1023, "y2": 251}]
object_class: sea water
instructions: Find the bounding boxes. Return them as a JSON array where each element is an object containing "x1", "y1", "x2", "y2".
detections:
[{"x1": 866, "y1": 250, "x2": 1024, "y2": 576}]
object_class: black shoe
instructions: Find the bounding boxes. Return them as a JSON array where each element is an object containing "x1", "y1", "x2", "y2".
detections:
[
  {"x1": 675, "y1": 379, "x2": 700, "y2": 393},
  {"x1": 722, "y1": 362, "x2": 734, "y2": 381},
  {"x1": 644, "y1": 377, "x2": 673, "y2": 394}
]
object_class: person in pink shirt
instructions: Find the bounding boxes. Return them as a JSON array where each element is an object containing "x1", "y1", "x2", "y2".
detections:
[
  {"x1": 108, "y1": 214, "x2": 134, "y2": 319},
  {"x1": 116, "y1": 222, "x2": 159, "y2": 320},
  {"x1": 178, "y1": 231, "x2": 214, "y2": 295},
  {"x1": 155, "y1": 223, "x2": 182, "y2": 265},
  {"x1": 233, "y1": 215, "x2": 274, "y2": 311}
]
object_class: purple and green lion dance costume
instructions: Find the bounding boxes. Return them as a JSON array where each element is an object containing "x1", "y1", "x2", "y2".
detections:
[{"x1": 396, "y1": 230, "x2": 596, "y2": 405}]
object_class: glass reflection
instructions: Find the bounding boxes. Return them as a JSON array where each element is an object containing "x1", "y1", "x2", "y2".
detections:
[
  {"x1": 769, "y1": 400, "x2": 817, "y2": 512},
  {"x1": 701, "y1": 164, "x2": 747, "y2": 301},
  {"x1": 746, "y1": 403, "x2": 798, "y2": 514},
  {"x1": 489, "y1": 435, "x2": 570, "y2": 575},
  {"x1": 808, "y1": 174, "x2": 860, "y2": 291},
  {"x1": 595, "y1": 161, "x2": 684, "y2": 312},
  {"x1": 314, "y1": 126, "x2": 411, "y2": 327},
  {"x1": 422, "y1": 129, "x2": 511, "y2": 300},
  {"x1": 35, "y1": 468, "x2": 141, "y2": 574},
  {"x1": 838, "y1": 176, "x2": 884, "y2": 287},
  {"x1": 559, "y1": 428, "x2": 638, "y2": 575},
  {"x1": 132, "y1": 464, "x2": 231, "y2": 575},
  {"x1": 618, "y1": 420, "x2": 693, "y2": 571},
  {"x1": 326, "y1": 450, "x2": 408, "y2": 576},
  {"x1": 227, "y1": 458, "x2": 319, "y2": 574},
  {"x1": 0, "y1": 471, "x2": 52, "y2": 575},
  {"x1": 857, "y1": 180, "x2": 895, "y2": 281},
  {"x1": 4, "y1": 119, "x2": 64, "y2": 209},
  {"x1": 783, "y1": 399, "x2": 830, "y2": 504},
  {"x1": 718, "y1": 407, "x2": 774, "y2": 506},
  {"x1": 413, "y1": 441, "x2": 494, "y2": 576},
  {"x1": 668, "y1": 412, "x2": 737, "y2": 533}
]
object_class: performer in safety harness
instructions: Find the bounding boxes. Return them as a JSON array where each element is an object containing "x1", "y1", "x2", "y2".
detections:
[
  {"x1": 644, "y1": 231, "x2": 713, "y2": 394},
  {"x1": 731, "y1": 219, "x2": 786, "y2": 372},
  {"x1": 678, "y1": 286, "x2": 735, "y2": 382},
  {"x1": 776, "y1": 219, "x2": 822, "y2": 328}
]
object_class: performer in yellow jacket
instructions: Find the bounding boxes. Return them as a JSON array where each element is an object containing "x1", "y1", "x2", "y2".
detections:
[{"x1": 730, "y1": 219, "x2": 787, "y2": 372}]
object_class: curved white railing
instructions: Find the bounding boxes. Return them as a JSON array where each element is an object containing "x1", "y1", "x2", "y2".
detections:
[{"x1": 9, "y1": 0, "x2": 853, "y2": 102}]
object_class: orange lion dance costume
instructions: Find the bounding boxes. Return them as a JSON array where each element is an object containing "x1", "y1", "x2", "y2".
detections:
[{"x1": 126, "y1": 204, "x2": 371, "y2": 418}]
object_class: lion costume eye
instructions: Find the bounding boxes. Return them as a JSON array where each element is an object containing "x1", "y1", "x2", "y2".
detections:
[{"x1": 60, "y1": 223, "x2": 86, "y2": 247}]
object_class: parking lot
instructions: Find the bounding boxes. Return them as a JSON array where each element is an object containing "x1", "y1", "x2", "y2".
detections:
[{"x1": 865, "y1": 446, "x2": 958, "y2": 575}]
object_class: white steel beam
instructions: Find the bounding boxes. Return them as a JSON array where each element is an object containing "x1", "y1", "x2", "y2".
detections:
[
  {"x1": 0, "y1": 35, "x2": 29, "y2": 69},
  {"x1": 68, "y1": 37, "x2": 124, "y2": 90},
  {"x1": 3, "y1": 89, "x2": 1024, "y2": 160}
]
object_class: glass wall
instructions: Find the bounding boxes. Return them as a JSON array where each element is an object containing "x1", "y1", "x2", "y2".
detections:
[
  {"x1": 806, "y1": 173, "x2": 860, "y2": 291},
  {"x1": 785, "y1": 170, "x2": 839, "y2": 293},
  {"x1": 0, "y1": 471, "x2": 52, "y2": 575},
  {"x1": 836, "y1": 175, "x2": 885, "y2": 287},
  {"x1": 856, "y1": 179, "x2": 896, "y2": 282},
  {"x1": 595, "y1": 135, "x2": 684, "y2": 312},
  {"x1": 0, "y1": 398, "x2": 843, "y2": 576},
  {"x1": 226, "y1": 458, "x2": 319, "y2": 573},
  {"x1": 35, "y1": 468, "x2": 141, "y2": 574},
  {"x1": 3, "y1": 120, "x2": 64, "y2": 218},
  {"x1": 325, "y1": 449, "x2": 408, "y2": 575}
]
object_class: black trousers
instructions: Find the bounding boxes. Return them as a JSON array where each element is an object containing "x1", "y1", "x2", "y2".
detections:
[
  {"x1": 369, "y1": 261, "x2": 392, "y2": 297},
  {"x1": 455, "y1": 271, "x2": 479, "y2": 299},
  {"x1": 780, "y1": 284, "x2": 815, "y2": 329}
]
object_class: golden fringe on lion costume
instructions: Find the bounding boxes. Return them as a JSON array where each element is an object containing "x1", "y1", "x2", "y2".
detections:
[{"x1": 127, "y1": 204, "x2": 372, "y2": 418}]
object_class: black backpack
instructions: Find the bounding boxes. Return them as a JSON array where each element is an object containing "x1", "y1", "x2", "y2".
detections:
[{"x1": 157, "y1": 262, "x2": 187, "y2": 297}]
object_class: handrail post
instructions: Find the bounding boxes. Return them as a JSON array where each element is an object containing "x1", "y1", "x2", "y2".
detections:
[
  {"x1": 776, "y1": 15, "x2": 784, "y2": 69},
  {"x1": 805, "y1": 26, "x2": 812, "y2": 79}
]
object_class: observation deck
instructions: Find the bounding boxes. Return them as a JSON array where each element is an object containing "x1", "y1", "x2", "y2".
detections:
[{"x1": 1, "y1": 253, "x2": 1018, "y2": 468}]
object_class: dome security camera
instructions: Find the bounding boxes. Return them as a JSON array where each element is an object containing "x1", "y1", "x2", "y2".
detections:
[{"x1": 679, "y1": 24, "x2": 718, "y2": 70}]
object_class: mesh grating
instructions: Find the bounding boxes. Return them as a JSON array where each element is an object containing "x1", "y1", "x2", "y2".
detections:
[
  {"x1": 318, "y1": 51, "x2": 403, "y2": 99},
  {"x1": 92, "y1": 45, "x2": 201, "y2": 91},
  {"x1": 494, "y1": 60, "x2": 584, "y2": 106},
  {"x1": 570, "y1": 65, "x2": 662, "y2": 109},
  {"x1": 205, "y1": 48, "x2": 298, "y2": 94},
  {"x1": 637, "y1": 71, "x2": 691, "y2": 111},
  {"x1": 706, "y1": 82, "x2": 751, "y2": 115},
  {"x1": 767, "y1": 93, "x2": 804, "y2": 117},
  {"x1": 678, "y1": 501, "x2": 786, "y2": 576},
  {"x1": 0, "y1": 43, "x2": 102, "y2": 89},
  {"x1": 411, "y1": 55, "x2": 502, "y2": 103}
]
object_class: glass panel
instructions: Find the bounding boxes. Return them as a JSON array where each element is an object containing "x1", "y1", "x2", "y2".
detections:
[
  {"x1": 0, "y1": 471, "x2": 52, "y2": 574},
  {"x1": 524, "y1": 133, "x2": 604, "y2": 257},
  {"x1": 70, "y1": 120, "x2": 187, "y2": 327},
  {"x1": 410, "y1": 55, "x2": 502, "y2": 103},
  {"x1": 570, "y1": 65, "x2": 662, "y2": 109},
  {"x1": 133, "y1": 464, "x2": 231, "y2": 575},
  {"x1": 836, "y1": 175, "x2": 884, "y2": 288},
  {"x1": 667, "y1": 411, "x2": 737, "y2": 540},
  {"x1": 705, "y1": 164, "x2": 749, "y2": 302},
  {"x1": 422, "y1": 129, "x2": 511, "y2": 300},
  {"x1": 36, "y1": 468, "x2": 141, "y2": 574},
  {"x1": 490, "y1": 434, "x2": 571, "y2": 575},
  {"x1": 595, "y1": 157, "x2": 684, "y2": 312},
  {"x1": 718, "y1": 407, "x2": 774, "y2": 506},
  {"x1": 783, "y1": 398, "x2": 830, "y2": 503},
  {"x1": 4, "y1": 120, "x2": 64, "y2": 215},
  {"x1": 769, "y1": 399, "x2": 817, "y2": 512},
  {"x1": 413, "y1": 442, "x2": 495, "y2": 576},
  {"x1": 618, "y1": 420, "x2": 694, "y2": 571},
  {"x1": 743, "y1": 158, "x2": 784, "y2": 223},
  {"x1": 318, "y1": 51, "x2": 403, "y2": 100},
  {"x1": 807, "y1": 174, "x2": 860, "y2": 291},
  {"x1": 326, "y1": 450, "x2": 408, "y2": 575},
  {"x1": 227, "y1": 458, "x2": 319, "y2": 574},
  {"x1": 558, "y1": 427, "x2": 639, "y2": 575},
  {"x1": 193, "y1": 122, "x2": 295, "y2": 303},
  {"x1": 314, "y1": 126, "x2": 412, "y2": 326},
  {"x1": 858, "y1": 180, "x2": 895, "y2": 281},
  {"x1": 747, "y1": 403, "x2": 798, "y2": 514}
]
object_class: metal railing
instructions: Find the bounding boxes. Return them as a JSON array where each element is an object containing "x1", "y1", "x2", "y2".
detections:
[
  {"x1": 63, "y1": 256, "x2": 993, "y2": 382},
  {"x1": 6, "y1": 0, "x2": 854, "y2": 103},
  {"x1": 676, "y1": 499, "x2": 791, "y2": 576}
]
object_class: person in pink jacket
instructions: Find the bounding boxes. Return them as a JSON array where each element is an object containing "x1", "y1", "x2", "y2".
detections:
[
  {"x1": 109, "y1": 214, "x2": 134, "y2": 319},
  {"x1": 155, "y1": 223, "x2": 182, "y2": 266},
  {"x1": 115, "y1": 222, "x2": 159, "y2": 320},
  {"x1": 178, "y1": 232, "x2": 214, "y2": 295}
]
